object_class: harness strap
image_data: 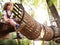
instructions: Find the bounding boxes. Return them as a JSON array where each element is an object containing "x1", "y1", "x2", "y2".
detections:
[{"x1": 5, "y1": 10, "x2": 12, "y2": 18}]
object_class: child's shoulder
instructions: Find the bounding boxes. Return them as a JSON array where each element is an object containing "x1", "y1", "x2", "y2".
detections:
[
  {"x1": 2, "y1": 10, "x2": 6, "y2": 14},
  {"x1": 3, "y1": 10, "x2": 6, "y2": 12}
]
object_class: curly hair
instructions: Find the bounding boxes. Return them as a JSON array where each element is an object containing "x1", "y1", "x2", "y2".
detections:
[{"x1": 3, "y1": 2, "x2": 13, "y2": 10}]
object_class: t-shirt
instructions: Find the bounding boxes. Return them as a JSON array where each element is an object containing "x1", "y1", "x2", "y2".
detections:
[{"x1": 2, "y1": 10, "x2": 14, "y2": 18}]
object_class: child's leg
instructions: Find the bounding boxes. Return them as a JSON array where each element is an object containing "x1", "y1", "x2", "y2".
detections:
[
  {"x1": 9, "y1": 19, "x2": 19, "y2": 29},
  {"x1": 9, "y1": 19, "x2": 17, "y2": 27}
]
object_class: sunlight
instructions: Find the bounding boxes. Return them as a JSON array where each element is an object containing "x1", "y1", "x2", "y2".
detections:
[
  {"x1": 34, "y1": 3, "x2": 50, "y2": 25},
  {"x1": 24, "y1": 1, "x2": 51, "y2": 26},
  {"x1": 33, "y1": 41, "x2": 43, "y2": 45}
]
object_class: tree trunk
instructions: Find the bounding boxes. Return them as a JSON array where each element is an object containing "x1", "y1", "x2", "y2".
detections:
[{"x1": 46, "y1": 0, "x2": 60, "y2": 43}]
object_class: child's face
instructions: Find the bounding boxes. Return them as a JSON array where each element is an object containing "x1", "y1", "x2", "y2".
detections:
[{"x1": 7, "y1": 5, "x2": 13, "y2": 11}]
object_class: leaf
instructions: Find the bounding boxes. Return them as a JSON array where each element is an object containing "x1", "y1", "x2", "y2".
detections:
[
  {"x1": 48, "y1": 0, "x2": 53, "y2": 7},
  {"x1": 32, "y1": 0, "x2": 40, "y2": 7}
]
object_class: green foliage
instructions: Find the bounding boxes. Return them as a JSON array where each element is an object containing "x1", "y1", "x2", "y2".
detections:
[
  {"x1": 0, "y1": 11, "x2": 2, "y2": 16},
  {"x1": 48, "y1": 0, "x2": 53, "y2": 7},
  {"x1": 0, "y1": 39, "x2": 18, "y2": 45},
  {"x1": 21, "y1": 38, "x2": 30, "y2": 45},
  {"x1": 0, "y1": 11, "x2": 2, "y2": 20},
  {"x1": 32, "y1": 0, "x2": 40, "y2": 7},
  {"x1": 41, "y1": 41, "x2": 44, "y2": 45},
  {"x1": 22, "y1": 0, "x2": 30, "y2": 5},
  {"x1": 0, "y1": 0, "x2": 2, "y2": 2},
  {"x1": 49, "y1": 40, "x2": 53, "y2": 45},
  {"x1": 51, "y1": 0, "x2": 57, "y2": 6},
  {"x1": 48, "y1": 0, "x2": 57, "y2": 7},
  {"x1": 0, "y1": 39, "x2": 30, "y2": 45},
  {"x1": 10, "y1": 32, "x2": 16, "y2": 39}
]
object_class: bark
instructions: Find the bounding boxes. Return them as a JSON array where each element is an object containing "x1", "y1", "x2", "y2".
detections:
[
  {"x1": 46, "y1": 0, "x2": 60, "y2": 43},
  {"x1": 0, "y1": 22, "x2": 14, "y2": 38}
]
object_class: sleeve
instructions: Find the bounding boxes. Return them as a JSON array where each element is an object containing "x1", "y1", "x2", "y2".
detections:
[
  {"x1": 2, "y1": 11, "x2": 8, "y2": 20},
  {"x1": 2, "y1": 11, "x2": 6, "y2": 16}
]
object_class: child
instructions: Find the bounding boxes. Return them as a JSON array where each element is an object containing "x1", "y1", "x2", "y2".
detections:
[{"x1": 2, "y1": 2, "x2": 19, "y2": 29}]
